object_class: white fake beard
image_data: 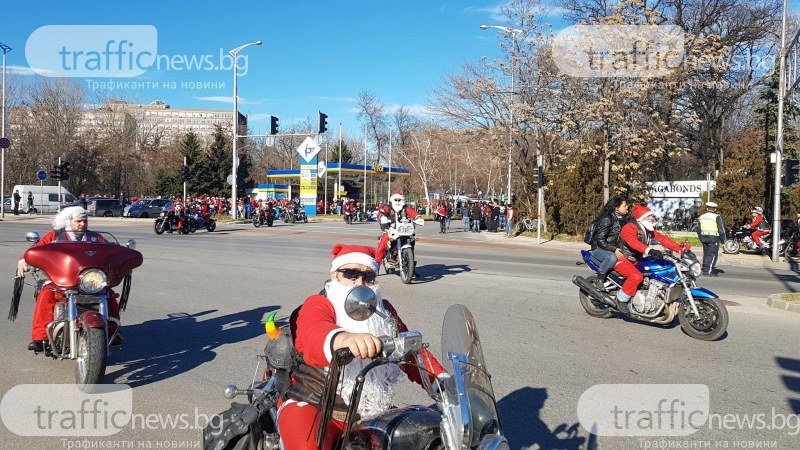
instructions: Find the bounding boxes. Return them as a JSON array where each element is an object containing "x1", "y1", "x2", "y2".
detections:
[
  {"x1": 324, "y1": 280, "x2": 405, "y2": 419},
  {"x1": 639, "y1": 220, "x2": 654, "y2": 232}
]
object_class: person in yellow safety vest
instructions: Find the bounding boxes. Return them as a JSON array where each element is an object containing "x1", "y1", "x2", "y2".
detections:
[{"x1": 697, "y1": 201, "x2": 727, "y2": 276}]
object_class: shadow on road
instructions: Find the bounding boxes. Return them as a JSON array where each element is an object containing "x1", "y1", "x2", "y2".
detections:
[
  {"x1": 776, "y1": 356, "x2": 800, "y2": 414},
  {"x1": 765, "y1": 268, "x2": 800, "y2": 293},
  {"x1": 409, "y1": 263, "x2": 471, "y2": 284},
  {"x1": 497, "y1": 387, "x2": 595, "y2": 450},
  {"x1": 106, "y1": 305, "x2": 277, "y2": 387}
]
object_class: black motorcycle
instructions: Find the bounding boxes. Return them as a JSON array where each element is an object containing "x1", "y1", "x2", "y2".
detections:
[
  {"x1": 253, "y1": 207, "x2": 274, "y2": 228},
  {"x1": 203, "y1": 291, "x2": 508, "y2": 450},
  {"x1": 723, "y1": 225, "x2": 788, "y2": 255}
]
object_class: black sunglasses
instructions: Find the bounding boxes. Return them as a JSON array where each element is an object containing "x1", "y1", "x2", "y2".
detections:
[{"x1": 336, "y1": 268, "x2": 377, "y2": 283}]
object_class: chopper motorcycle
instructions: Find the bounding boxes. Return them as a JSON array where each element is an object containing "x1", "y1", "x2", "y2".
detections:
[
  {"x1": 202, "y1": 289, "x2": 509, "y2": 450},
  {"x1": 9, "y1": 231, "x2": 143, "y2": 384},
  {"x1": 572, "y1": 249, "x2": 728, "y2": 341}
]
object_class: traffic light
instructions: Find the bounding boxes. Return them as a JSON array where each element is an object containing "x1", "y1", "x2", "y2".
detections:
[
  {"x1": 785, "y1": 159, "x2": 800, "y2": 187},
  {"x1": 536, "y1": 166, "x2": 546, "y2": 188},
  {"x1": 50, "y1": 165, "x2": 61, "y2": 181},
  {"x1": 181, "y1": 165, "x2": 191, "y2": 182},
  {"x1": 59, "y1": 161, "x2": 70, "y2": 180},
  {"x1": 269, "y1": 115, "x2": 279, "y2": 135},
  {"x1": 318, "y1": 111, "x2": 328, "y2": 134}
]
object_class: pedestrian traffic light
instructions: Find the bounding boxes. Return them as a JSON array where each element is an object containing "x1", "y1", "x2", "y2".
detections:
[
  {"x1": 318, "y1": 111, "x2": 328, "y2": 134},
  {"x1": 785, "y1": 159, "x2": 800, "y2": 187},
  {"x1": 269, "y1": 115, "x2": 279, "y2": 135},
  {"x1": 59, "y1": 161, "x2": 70, "y2": 180},
  {"x1": 50, "y1": 165, "x2": 61, "y2": 181}
]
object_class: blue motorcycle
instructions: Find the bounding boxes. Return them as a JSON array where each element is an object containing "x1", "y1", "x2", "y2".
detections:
[
  {"x1": 188, "y1": 210, "x2": 217, "y2": 233},
  {"x1": 572, "y1": 249, "x2": 728, "y2": 341}
]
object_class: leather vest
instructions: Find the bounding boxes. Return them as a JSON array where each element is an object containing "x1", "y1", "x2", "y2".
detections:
[{"x1": 619, "y1": 222, "x2": 651, "y2": 260}]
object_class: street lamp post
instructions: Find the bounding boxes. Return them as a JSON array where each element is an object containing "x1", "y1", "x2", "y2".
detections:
[
  {"x1": 1, "y1": 42, "x2": 11, "y2": 219},
  {"x1": 480, "y1": 25, "x2": 521, "y2": 204},
  {"x1": 229, "y1": 40, "x2": 261, "y2": 220}
]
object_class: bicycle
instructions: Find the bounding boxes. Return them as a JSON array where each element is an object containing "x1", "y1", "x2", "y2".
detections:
[{"x1": 518, "y1": 217, "x2": 540, "y2": 233}]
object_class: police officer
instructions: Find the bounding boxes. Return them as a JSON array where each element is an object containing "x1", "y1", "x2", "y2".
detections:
[{"x1": 697, "y1": 201, "x2": 726, "y2": 276}]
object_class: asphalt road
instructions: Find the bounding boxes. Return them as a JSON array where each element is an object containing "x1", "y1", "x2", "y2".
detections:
[{"x1": 0, "y1": 216, "x2": 798, "y2": 449}]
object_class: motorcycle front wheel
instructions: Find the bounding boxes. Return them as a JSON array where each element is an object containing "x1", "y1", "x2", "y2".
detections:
[
  {"x1": 722, "y1": 239, "x2": 740, "y2": 254},
  {"x1": 207, "y1": 220, "x2": 216, "y2": 232},
  {"x1": 785, "y1": 240, "x2": 800, "y2": 262},
  {"x1": 267, "y1": 217, "x2": 274, "y2": 227},
  {"x1": 303, "y1": 216, "x2": 308, "y2": 223},
  {"x1": 678, "y1": 298, "x2": 728, "y2": 341},
  {"x1": 400, "y1": 247, "x2": 414, "y2": 284},
  {"x1": 578, "y1": 275, "x2": 613, "y2": 318},
  {"x1": 154, "y1": 220, "x2": 165, "y2": 235},
  {"x1": 75, "y1": 327, "x2": 107, "y2": 384},
  {"x1": 253, "y1": 216, "x2": 261, "y2": 228}
]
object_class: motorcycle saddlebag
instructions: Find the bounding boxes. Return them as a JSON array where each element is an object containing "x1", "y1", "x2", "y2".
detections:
[{"x1": 202, "y1": 402, "x2": 275, "y2": 450}]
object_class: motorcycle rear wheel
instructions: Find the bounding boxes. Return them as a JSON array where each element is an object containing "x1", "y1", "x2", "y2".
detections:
[
  {"x1": 722, "y1": 239, "x2": 740, "y2": 254},
  {"x1": 207, "y1": 221, "x2": 216, "y2": 232},
  {"x1": 579, "y1": 275, "x2": 613, "y2": 318},
  {"x1": 154, "y1": 220, "x2": 165, "y2": 235},
  {"x1": 267, "y1": 217, "x2": 274, "y2": 227},
  {"x1": 303, "y1": 216, "x2": 308, "y2": 223},
  {"x1": 678, "y1": 298, "x2": 728, "y2": 341},
  {"x1": 400, "y1": 247, "x2": 414, "y2": 284},
  {"x1": 75, "y1": 327, "x2": 107, "y2": 384}
]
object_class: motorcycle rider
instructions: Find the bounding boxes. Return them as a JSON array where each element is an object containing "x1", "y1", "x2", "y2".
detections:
[
  {"x1": 615, "y1": 205, "x2": 685, "y2": 314},
  {"x1": 378, "y1": 193, "x2": 420, "y2": 260},
  {"x1": 746, "y1": 206, "x2": 769, "y2": 249},
  {"x1": 590, "y1": 196, "x2": 629, "y2": 283},
  {"x1": 16, "y1": 207, "x2": 121, "y2": 351},
  {"x1": 277, "y1": 244, "x2": 447, "y2": 450},
  {"x1": 697, "y1": 201, "x2": 726, "y2": 276}
]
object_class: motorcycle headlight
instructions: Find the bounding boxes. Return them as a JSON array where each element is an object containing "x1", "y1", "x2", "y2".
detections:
[
  {"x1": 690, "y1": 262, "x2": 702, "y2": 277},
  {"x1": 79, "y1": 269, "x2": 107, "y2": 294}
]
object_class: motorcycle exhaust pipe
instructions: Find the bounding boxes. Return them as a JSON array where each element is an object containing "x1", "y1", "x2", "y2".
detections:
[{"x1": 572, "y1": 275, "x2": 617, "y2": 308}]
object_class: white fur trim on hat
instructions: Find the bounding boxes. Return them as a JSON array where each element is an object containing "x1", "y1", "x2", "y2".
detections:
[{"x1": 331, "y1": 252, "x2": 380, "y2": 273}]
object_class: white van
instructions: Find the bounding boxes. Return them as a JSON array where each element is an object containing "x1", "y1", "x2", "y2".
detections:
[{"x1": 11, "y1": 185, "x2": 77, "y2": 214}]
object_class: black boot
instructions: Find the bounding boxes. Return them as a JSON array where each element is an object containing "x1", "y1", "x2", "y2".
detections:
[
  {"x1": 110, "y1": 332, "x2": 123, "y2": 347},
  {"x1": 615, "y1": 299, "x2": 631, "y2": 315},
  {"x1": 28, "y1": 340, "x2": 46, "y2": 352}
]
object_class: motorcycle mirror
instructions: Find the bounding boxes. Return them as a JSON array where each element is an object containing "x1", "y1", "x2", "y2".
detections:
[
  {"x1": 26, "y1": 231, "x2": 40, "y2": 244},
  {"x1": 222, "y1": 385, "x2": 238, "y2": 399},
  {"x1": 126, "y1": 239, "x2": 137, "y2": 250},
  {"x1": 344, "y1": 285, "x2": 379, "y2": 321}
]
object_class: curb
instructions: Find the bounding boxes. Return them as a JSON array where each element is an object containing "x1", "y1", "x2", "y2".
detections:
[
  {"x1": 766, "y1": 294, "x2": 800, "y2": 314},
  {"x1": 717, "y1": 255, "x2": 792, "y2": 271}
]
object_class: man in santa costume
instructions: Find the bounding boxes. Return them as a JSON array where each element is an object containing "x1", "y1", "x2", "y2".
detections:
[
  {"x1": 278, "y1": 243, "x2": 446, "y2": 450},
  {"x1": 616, "y1": 205, "x2": 686, "y2": 314},
  {"x1": 746, "y1": 206, "x2": 770, "y2": 249},
  {"x1": 16, "y1": 207, "x2": 120, "y2": 352}
]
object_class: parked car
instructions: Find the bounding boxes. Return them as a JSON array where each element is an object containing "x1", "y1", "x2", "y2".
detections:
[
  {"x1": 125, "y1": 198, "x2": 173, "y2": 218},
  {"x1": 87, "y1": 198, "x2": 124, "y2": 217}
]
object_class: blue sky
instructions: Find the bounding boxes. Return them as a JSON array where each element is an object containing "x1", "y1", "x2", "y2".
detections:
[{"x1": 3, "y1": 1, "x2": 799, "y2": 137}]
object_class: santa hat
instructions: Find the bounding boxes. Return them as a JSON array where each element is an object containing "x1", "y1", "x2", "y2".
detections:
[
  {"x1": 632, "y1": 205, "x2": 653, "y2": 221},
  {"x1": 331, "y1": 244, "x2": 381, "y2": 273}
]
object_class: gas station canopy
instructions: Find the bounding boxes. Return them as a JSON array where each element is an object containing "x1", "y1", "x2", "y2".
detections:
[{"x1": 267, "y1": 163, "x2": 410, "y2": 182}]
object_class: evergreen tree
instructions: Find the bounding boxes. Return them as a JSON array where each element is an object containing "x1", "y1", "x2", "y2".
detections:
[
  {"x1": 196, "y1": 125, "x2": 231, "y2": 196},
  {"x1": 179, "y1": 132, "x2": 201, "y2": 192},
  {"x1": 153, "y1": 168, "x2": 181, "y2": 198}
]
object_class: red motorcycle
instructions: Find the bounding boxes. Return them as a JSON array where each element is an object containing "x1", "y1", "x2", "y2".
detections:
[{"x1": 9, "y1": 231, "x2": 143, "y2": 384}]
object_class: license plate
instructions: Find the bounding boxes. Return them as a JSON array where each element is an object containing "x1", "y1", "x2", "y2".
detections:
[{"x1": 397, "y1": 224, "x2": 414, "y2": 235}]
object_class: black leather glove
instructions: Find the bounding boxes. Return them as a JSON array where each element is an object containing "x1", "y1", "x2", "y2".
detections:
[{"x1": 648, "y1": 249, "x2": 664, "y2": 259}]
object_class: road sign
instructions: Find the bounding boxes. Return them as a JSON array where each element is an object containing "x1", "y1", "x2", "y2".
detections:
[
  {"x1": 0, "y1": 137, "x2": 10, "y2": 148},
  {"x1": 296, "y1": 137, "x2": 321, "y2": 163},
  {"x1": 226, "y1": 174, "x2": 233, "y2": 185},
  {"x1": 37, "y1": 170, "x2": 47, "y2": 181},
  {"x1": 318, "y1": 161, "x2": 327, "y2": 177}
]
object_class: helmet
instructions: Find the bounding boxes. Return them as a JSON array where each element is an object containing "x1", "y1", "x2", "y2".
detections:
[
  {"x1": 390, "y1": 193, "x2": 405, "y2": 212},
  {"x1": 752, "y1": 206, "x2": 763, "y2": 214}
]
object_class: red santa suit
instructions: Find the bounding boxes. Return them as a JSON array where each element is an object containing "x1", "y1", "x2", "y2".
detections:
[
  {"x1": 748, "y1": 210, "x2": 769, "y2": 246},
  {"x1": 277, "y1": 244, "x2": 445, "y2": 450},
  {"x1": 616, "y1": 206, "x2": 682, "y2": 299}
]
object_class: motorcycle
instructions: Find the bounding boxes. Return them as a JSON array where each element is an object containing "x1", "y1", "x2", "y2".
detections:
[
  {"x1": 188, "y1": 211, "x2": 217, "y2": 233},
  {"x1": 253, "y1": 206, "x2": 275, "y2": 228},
  {"x1": 382, "y1": 217, "x2": 425, "y2": 284},
  {"x1": 202, "y1": 291, "x2": 508, "y2": 450},
  {"x1": 9, "y1": 231, "x2": 143, "y2": 384},
  {"x1": 784, "y1": 222, "x2": 800, "y2": 262},
  {"x1": 723, "y1": 226, "x2": 787, "y2": 255},
  {"x1": 292, "y1": 207, "x2": 308, "y2": 223},
  {"x1": 280, "y1": 207, "x2": 296, "y2": 224},
  {"x1": 154, "y1": 209, "x2": 190, "y2": 235},
  {"x1": 572, "y1": 249, "x2": 728, "y2": 341}
]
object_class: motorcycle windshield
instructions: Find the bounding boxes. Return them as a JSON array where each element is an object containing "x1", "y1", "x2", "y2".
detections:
[
  {"x1": 441, "y1": 304, "x2": 502, "y2": 448},
  {"x1": 53, "y1": 231, "x2": 118, "y2": 244}
]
